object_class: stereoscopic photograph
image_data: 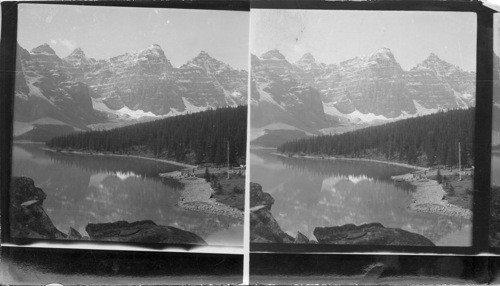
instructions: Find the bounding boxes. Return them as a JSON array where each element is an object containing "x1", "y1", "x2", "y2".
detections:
[
  {"x1": 10, "y1": 4, "x2": 248, "y2": 248},
  {"x1": 250, "y1": 9, "x2": 476, "y2": 247}
]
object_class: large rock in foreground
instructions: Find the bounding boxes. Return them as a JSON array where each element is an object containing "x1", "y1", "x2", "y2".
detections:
[
  {"x1": 86, "y1": 220, "x2": 207, "y2": 245},
  {"x1": 250, "y1": 207, "x2": 294, "y2": 243},
  {"x1": 313, "y1": 223, "x2": 435, "y2": 246},
  {"x1": 10, "y1": 177, "x2": 67, "y2": 239},
  {"x1": 250, "y1": 182, "x2": 293, "y2": 243},
  {"x1": 250, "y1": 182, "x2": 274, "y2": 209}
]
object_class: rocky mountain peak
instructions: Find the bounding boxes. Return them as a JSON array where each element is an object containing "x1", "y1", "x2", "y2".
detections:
[
  {"x1": 69, "y1": 47, "x2": 85, "y2": 57},
  {"x1": 296, "y1": 52, "x2": 320, "y2": 71},
  {"x1": 416, "y1": 52, "x2": 462, "y2": 76},
  {"x1": 138, "y1": 44, "x2": 167, "y2": 59},
  {"x1": 183, "y1": 50, "x2": 231, "y2": 73},
  {"x1": 420, "y1": 53, "x2": 451, "y2": 67},
  {"x1": 369, "y1": 47, "x2": 396, "y2": 62},
  {"x1": 192, "y1": 50, "x2": 217, "y2": 63},
  {"x1": 260, "y1": 49, "x2": 287, "y2": 61},
  {"x1": 299, "y1": 52, "x2": 316, "y2": 63},
  {"x1": 31, "y1": 43, "x2": 56, "y2": 55}
]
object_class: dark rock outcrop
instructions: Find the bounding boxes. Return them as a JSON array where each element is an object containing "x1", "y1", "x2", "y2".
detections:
[
  {"x1": 250, "y1": 207, "x2": 294, "y2": 243},
  {"x1": 250, "y1": 182, "x2": 274, "y2": 209},
  {"x1": 68, "y1": 227, "x2": 83, "y2": 240},
  {"x1": 85, "y1": 220, "x2": 207, "y2": 245},
  {"x1": 294, "y1": 231, "x2": 310, "y2": 244},
  {"x1": 313, "y1": 223, "x2": 435, "y2": 246},
  {"x1": 250, "y1": 183, "x2": 295, "y2": 243},
  {"x1": 10, "y1": 177, "x2": 67, "y2": 239}
]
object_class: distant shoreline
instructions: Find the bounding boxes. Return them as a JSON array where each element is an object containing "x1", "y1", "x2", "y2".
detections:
[
  {"x1": 274, "y1": 152, "x2": 427, "y2": 171},
  {"x1": 42, "y1": 147, "x2": 196, "y2": 169}
]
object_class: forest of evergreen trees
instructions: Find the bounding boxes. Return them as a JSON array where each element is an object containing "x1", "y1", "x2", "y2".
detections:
[
  {"x1": 278, "y1": 108, "x2": 475, "y2": 168},
  {"x1": 47, "y1": 106, "x2": 247, "y2": 165}
]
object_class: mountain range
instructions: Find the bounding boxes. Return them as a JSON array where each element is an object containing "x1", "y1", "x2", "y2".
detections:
[
  {"x1": 14, "y1": 43, "x2": 248, "y2": 137},
  {"x1": 250, "y1": 48, "x2": 476, "y2": 139}
]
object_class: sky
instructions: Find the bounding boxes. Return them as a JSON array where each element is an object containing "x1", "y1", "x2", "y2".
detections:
[
  {"x1": 251, "y1": 10, "x2": 477, "y2": 72},
  {"x1": 18, "y1": 4, "x2": 249, "y2": 70}
]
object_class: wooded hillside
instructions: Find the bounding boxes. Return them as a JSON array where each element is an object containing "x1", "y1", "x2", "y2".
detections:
[
  {"x1": 47, "y1": 106, "x2": 247, "y2": 165},
  {"x1": 278, "y1": 108, "x2": 474, "y2": 167}
]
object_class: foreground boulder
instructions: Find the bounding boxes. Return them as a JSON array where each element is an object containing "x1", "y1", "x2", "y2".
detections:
[
  {"x1": 313, "y1": 223, "x2": 435, "y2": 246},
  {"x1": 250, "y1": 182, "x2": 274, "y2": 209},
  {"x1": 250, "y1": 207, "x2": 294, "y2": 243},
  {"x1": 10, "y1": 177, "x2": 66, "y2": 239},
  {"x1": 86, "y1": 220, "x2": 207, "y2": 245},
  {"x1": 250, "y1": 183, "x2": 293, "y2": 243}
]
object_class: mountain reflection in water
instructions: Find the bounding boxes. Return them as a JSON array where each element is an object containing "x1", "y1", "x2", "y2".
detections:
[
  {"x1": 250, "y1": 149, "x2": 471, "y2": 246},
  {"x1": 11, "y1": 143, "x2": 242, "y2": 246}
]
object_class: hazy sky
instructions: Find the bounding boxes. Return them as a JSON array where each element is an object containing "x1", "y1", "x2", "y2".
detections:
[
  {"x1": 18, "y1": 4, "x2": 249, "y2": 70},
  {"x1": 251, "y1": 10, "x2": 477, "y2": 72}
]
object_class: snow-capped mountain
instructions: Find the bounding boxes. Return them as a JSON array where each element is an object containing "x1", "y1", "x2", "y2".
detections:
[
  {"x1": 251, "y1": 50, "x2": 327, "y2": 133},
  {"x1": 15, "y1": 44, "x2": 101, "y2": 130},
  {"x1": 251, "y1": 48, "x2": 476, "y2": 136},
  {"x1": 14, "y1": 43, "x2": 248, "y2": 135}
]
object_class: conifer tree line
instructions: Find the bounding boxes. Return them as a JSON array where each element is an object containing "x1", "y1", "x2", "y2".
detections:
[
  {"x1": 47, "y1": 106, "x2": 247, "y2": 165},
  {"x1": 278, "y1": 108, "x2": 475, "y2": 167}
]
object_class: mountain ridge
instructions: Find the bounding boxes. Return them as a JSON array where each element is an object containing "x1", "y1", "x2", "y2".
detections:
[
  {"x1": 15, "y1": 43, "x2": 248, "y2": 135},
  {"x1": 251, "y1": 48, "x2": 476, "y2": 136}
]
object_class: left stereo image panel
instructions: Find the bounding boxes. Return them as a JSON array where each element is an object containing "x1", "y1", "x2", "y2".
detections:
[{"x1": 6, "y1": 3, "x2": 249, "y2": 252}]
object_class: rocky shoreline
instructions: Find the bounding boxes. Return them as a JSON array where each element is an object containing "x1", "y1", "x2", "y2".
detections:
[
  {"x1": 250, "y1": 182, "x2": 434, "y2": 246},
  {"x1": 9, "y1": 176, "x2": 207, "y2": 245},
  {"x1": 392, "y1": 173, "x2": 472, "y2": 220},
  {"x1": 161, "y1": 172, "x2": 244, "y2": 221}
]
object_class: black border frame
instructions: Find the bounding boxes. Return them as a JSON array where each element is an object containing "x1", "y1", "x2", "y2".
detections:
[
  {"x1": 0, "y1": 0, "x2": 249, "y2": 251},
  {"x1": 249, "y1": 0, "x2": 495, "y2": 255}
]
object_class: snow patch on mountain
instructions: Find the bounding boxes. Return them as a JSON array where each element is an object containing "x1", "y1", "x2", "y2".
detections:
[
  {"x1": 182, "y1": 98, "x2": 210, "y2": 114},
  {"x1": 413, "y1": 100, "x2": 439, "y2": 116},
  {"x1": 323, "y1": 102, "x2": 393, "y2": 123},
  {"x1": 92, "y1": 98, "x2": 158, "y2": 119}
]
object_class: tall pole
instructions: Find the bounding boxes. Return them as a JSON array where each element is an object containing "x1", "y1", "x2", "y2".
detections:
[
  {"x1": 227, "y1": 140, "x2": 230, "y2": 179},
  {"x1": 458, "y1": 142, "x2": 461, "y2": 181}
]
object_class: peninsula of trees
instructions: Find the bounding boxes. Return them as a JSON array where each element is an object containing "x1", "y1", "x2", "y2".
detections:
[
  {"x1": 47, "y1": 106, "x2": 247, "y2": 165},
  {"x1": 278, "y1": 108, "x2": 474, "y2": 168}
]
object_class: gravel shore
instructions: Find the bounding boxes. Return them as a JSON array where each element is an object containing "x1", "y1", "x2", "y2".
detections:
[
  {"x1": 161, "y1": 172, "x2": 244, "y2": 221},
  {"x1": 392, "y1": 174, "x2": 472, "y2": 219}
]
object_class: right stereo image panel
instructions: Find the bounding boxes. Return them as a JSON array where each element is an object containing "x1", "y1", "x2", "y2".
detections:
[{"x1": 250, "y1": 9, "x2": 477, "y2": 248}]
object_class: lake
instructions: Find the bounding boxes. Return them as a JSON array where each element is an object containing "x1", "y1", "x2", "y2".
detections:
[
  {"x1": 250, "y1": 148, "x2": 471, "y2": 246},
  {"x1": 11, "y1": 143, "x2": 242, "y2": 247}
]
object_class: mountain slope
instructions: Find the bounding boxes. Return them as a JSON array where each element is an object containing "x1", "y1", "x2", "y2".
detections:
[
  {"x1": 14, "y1": 43, "x2": 248, "y2": 137},
  {"x1": 251, "y1": 48, "x2": 476, "y2": 137},
  {"x1": 251, "y1": 50, "x2": 328, "y2": 133}
]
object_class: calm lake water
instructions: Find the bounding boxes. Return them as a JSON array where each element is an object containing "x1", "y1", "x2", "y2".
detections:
[
  {"x1": 250, "y1": 149, "x2": 471, "y2": 246},
  {"x1": 11, "y1": 143, "x2": 242, "y2": 247}
]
